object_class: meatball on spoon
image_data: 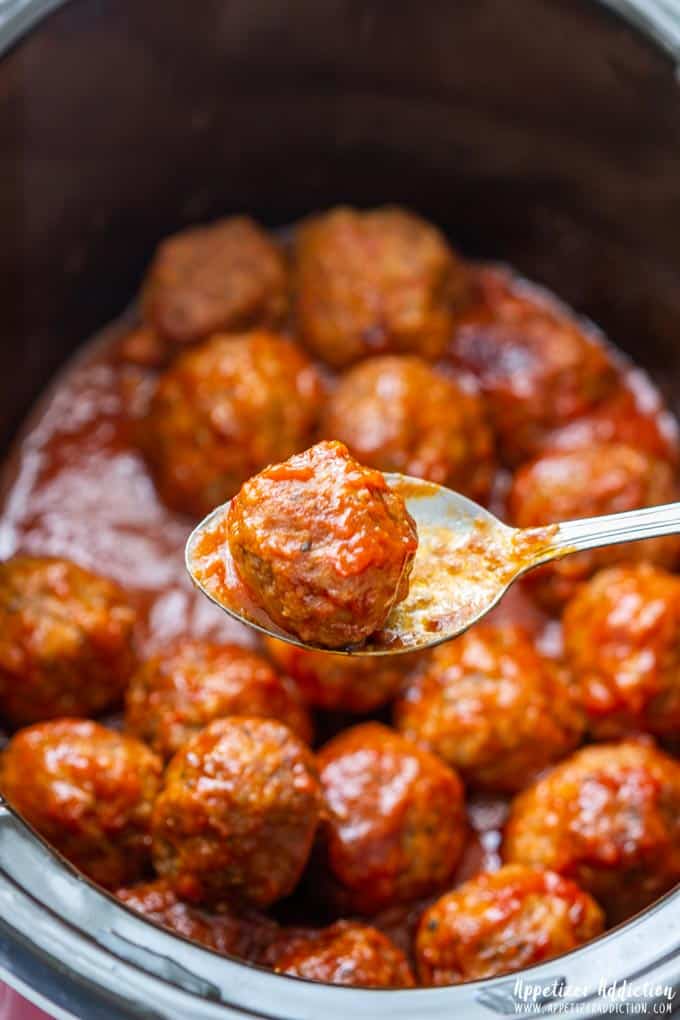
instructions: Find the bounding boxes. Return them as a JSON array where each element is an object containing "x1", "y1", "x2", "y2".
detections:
[{"x1": 186, "y1": 451, "x2": 680, "y2": 655}]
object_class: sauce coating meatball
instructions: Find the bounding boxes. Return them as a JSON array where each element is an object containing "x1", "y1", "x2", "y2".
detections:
[
  {"x1": 503, "y1": 741, "x2": 680, "y2": 923},
  {"x1": 142, "y1": 216, "x2": 288, "y2": 345},
  {"x1": 295, "y1": 207, "x2": 470, "y2": 367},
  {"x1": 448, "y1": 265, "x2": 617, "y2": 465},
  {"x1": 315, "y1": 722, "x2": 466, "y2": 914},
  {"x1": 0, "y1": 719, "x2": 162, "y2": 888},
  {"x1": 116, "y1": 879, "x2": 279, "y2": 960},
  {"x1": 394, "y1": 624, "x2": 584, "y2": 793},
  {"x1": 0, "y1": 556, "x2": 136, "y2": 727},
  {"x1": 508, "y1": 442, "x2": 680, "y2": 609},
  {"x1": 125, "y1": 639, "x2": 312, "y2": 759},
  {"x1": 141, "y1": 331, "x2": 324, "y2": 516},
  {"x1": 416, "y1": 865, "x2": 604, "y2": 985},
  {"x1": 227, "y1": 441, "x2": 418, "y2": 648},
  {"x1": 322, "y1": 355, "x2": 495, "y2": 501},
  {"x1": 273, "y1": 920, "x2": 415, "y2": 988},
  {"x1": 264, "y1": 636, "x2": 416, "y2": 713},
  {"x1": 151, "y1": 717, "x2": 322, "y2": 908},
  {"x1": 563, "y1": 564, "x2": 680, "y2": 739}
]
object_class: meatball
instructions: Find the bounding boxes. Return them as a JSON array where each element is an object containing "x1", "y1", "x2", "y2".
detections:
[
  {"x1": 227, "y1": 441, "x2": 418, "y2": 648},
  {"x1": 116, "y1": 879, "x2": 278, "y2": 960},
  {"x1": 0, "y1": 719, "x2": 162, "y2": 888},
  {"x1": 394, "y1": 624, "x2": 584, "y2": 793},
  {"x1": 265, "y1": 636, "x2": 416, "y2": 713},
  {"x1": 125, "y1": 639, "x2": 312, "y2": 759},
  {"x1": 0, "y1": 556, "x2": 136, "y2": 727},
  {"x1": 151, "y1": 717, "x2": 322, "y2": 908},
  {"x1": 142, "y1": 216, "x2": 288, "y2": 345},
  {"x1": 503, "y1": 740, "x2": 680, "y2": 923},
  {"x1": 508, "y1": 442, "x2": 680, "y2": 609},
  {"x1": 141, "y1": 331, "x2": 324, "y2": 517},
  {"x1": 448, "y1": 265, "x2": 617, "y2": 465},
  {"x1": 563, "y1": 564, "x2": 680, "y2": 739},
  {"x1": 416, "y1": 865, "x2": 604, "y2": 985},
  {"x1": 539, "y1": 379, "x2": 679, "y2": 466},
  {"x1": 295, "y1": 207, "x2": 470, "y2": 367},
  {"x1": 315, "y1": 722, "x2": 466, "y2": 914},
  {"x1": 273, "y1": 920, "x2": 415, "y2": 988},
  {"x1": 322, "y1": 355, "x2": 495, "y2": 501}
]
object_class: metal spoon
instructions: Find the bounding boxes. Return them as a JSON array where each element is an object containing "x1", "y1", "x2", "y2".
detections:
[{"x1": 185, "y1": 473, "x2": 680, "y2": 656}]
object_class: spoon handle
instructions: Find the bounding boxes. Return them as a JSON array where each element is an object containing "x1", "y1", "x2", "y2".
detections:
[{"x1": 547, "y1": 501, "x2": 680, "y2": 555}]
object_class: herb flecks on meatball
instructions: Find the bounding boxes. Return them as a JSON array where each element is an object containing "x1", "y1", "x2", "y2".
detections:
[
  {"x1": 0, "y1": 719, "x2": 162, "y2": 888},
  {"x1": 227, "y1": 441, "x2": 418, "y2": 648},
  {"x1": 151, "y1": 717, "x2": 322, "y2": 908},
  {"x1": 503, "y1": 740, "x2": 680, "y2": 923},
  {"x1": 416, "y1": 865, "x2": 604, "y2": 985}
]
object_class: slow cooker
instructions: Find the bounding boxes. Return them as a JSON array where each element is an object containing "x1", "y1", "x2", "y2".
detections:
[{"x1": 1, "y1": 0, "x2": 680, "y2": 1016}]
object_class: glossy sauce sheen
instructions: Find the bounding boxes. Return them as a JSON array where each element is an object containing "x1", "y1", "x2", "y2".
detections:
[{"x1": 0, "y1": 266, "x2": 672, "y2": 919}]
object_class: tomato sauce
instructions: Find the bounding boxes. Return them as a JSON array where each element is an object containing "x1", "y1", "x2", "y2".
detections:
[{"x1": 0, "y1": 319, "x2": 254, "y2": 658}]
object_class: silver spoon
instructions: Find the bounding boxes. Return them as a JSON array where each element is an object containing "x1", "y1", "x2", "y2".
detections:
[{"x1": 185, "y1": 473, "x2": 680, "y2": 656}]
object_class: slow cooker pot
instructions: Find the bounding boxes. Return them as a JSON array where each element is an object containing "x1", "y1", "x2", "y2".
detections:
[{"x1": 1, "y1": 1, "x2": 680, "y2": 1016}]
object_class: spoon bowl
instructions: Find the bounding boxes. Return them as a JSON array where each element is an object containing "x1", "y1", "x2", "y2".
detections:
[{"x1": 185, "y1": 474, "x2": 562, "y2": 655}]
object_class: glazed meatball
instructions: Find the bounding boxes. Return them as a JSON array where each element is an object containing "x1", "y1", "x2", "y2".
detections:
[
  {"x1": 227, "y1": 441, "x2": 418, "y2": 648},
  {"x1": 0, "y1": 719, "x2": 162, "y2": 888},
  {"x1": 0, "y1": 556, "x2": 136, "y2": 727},
  {"x1": 141, "y1": 331, "x2": 324, "y2": 516},
  {"x1": 448, "y1": 265, "x2": 617, "y2": 465},
  {"x1": 563, "y1": 564, "x2": 680, "y2": 739},
  {"x1": 295, "y1": 207, "x2": 470, "y2": 367},
  {"x1": 322, "y1": 355, "x2": 495, "y2": 501},
  {"x1": 503, "y1": 741, "x2": 680, "y2": 923},
  {"x1": 394, "y1": 624, "x2": 584, "y2": 793},
  {"x1": 508, "y1": 442, "x2": 680, "y2": 609},
  {"x1": 125, "y1": 639, "x2": 312, "y2": 760},
  {"x1": 539, "y1": 378, "x2": 679, "y2": 466},
  {"x1": 273, "y1": 920, "x2": 415, "y2": 988},
  {"x1": 116, "y1": 879, "x2": 278, "y2": 960},
  {"x1": 265, "y1": 636, "x2": 416, "y2": 713},
  {"x1": 142, "y1": 216, "x2": 288, "y2": 345},
  {"x1": 315, "y1": 722, "x2": 466, "y2": 914},
  {"x1": 416, "y1": 865, "x2": 604, "y2": 985},
  {"x1": 151, "y1": 717, "x2": 322, "y2": 908}
]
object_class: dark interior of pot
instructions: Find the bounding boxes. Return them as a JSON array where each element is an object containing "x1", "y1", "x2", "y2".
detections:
[{"x1": 1, "y1": 0, "x2": 680, "y2": 1015}]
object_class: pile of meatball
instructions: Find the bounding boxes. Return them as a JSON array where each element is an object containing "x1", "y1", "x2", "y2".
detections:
[{"x1": 1, "y1": 207, "x2": 680, "y2": 990}]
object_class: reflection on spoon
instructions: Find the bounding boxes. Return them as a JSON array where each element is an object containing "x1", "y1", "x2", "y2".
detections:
[{"x1": 185, "y1": 475, "x2": 551, "y2": 655}]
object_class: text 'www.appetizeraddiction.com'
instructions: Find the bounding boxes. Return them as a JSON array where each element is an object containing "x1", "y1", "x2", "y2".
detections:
[{"x1": 511, "y1": 978, "x2": 677, "y2": 1015}]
